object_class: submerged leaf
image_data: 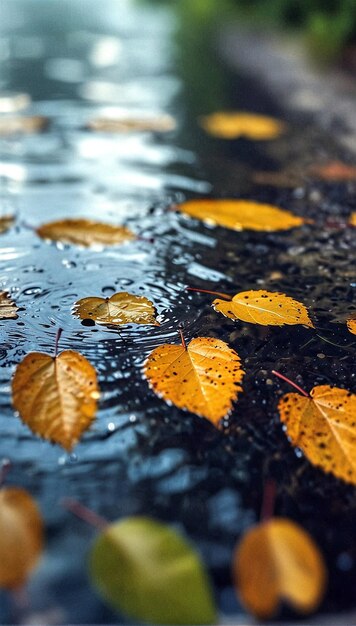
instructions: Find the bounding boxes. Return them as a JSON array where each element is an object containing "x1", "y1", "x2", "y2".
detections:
[
  {"x1": 12, "y1": 350, "x2": 99, "y2": 450},
  {"x1": 178, "y1": 199, "x2": 307, "y2": 231},
  {"x1": 347, "y1": 318, "x2": 356, "y2": 335},
  {"x1": 73, "y1": 292, "x2": 158, "y2": 326},
  {"x1": 0, "y1": 487, "x2": 44, "y2": 589},
  {"x1": 234, "y1": 518, "x2": 327, "y2": 619},
  {"x1": 213, "y1": 290, "x2": 314, "y2": 327},
  {"x1": 199, "y1": 111, "x2": 285, "y2": 140},
  {"x1": 0, "y1": 215, "x2": 15, "y2": 234},
  {"x1": 36, "y1": 218, "x2": 135, "y2": 247},
  {"x1": 90, "y1": 516, "x2": 217, "y2": 625},
  {"x1": 278, "y1": 385, "x2": 356, "y2": 484},
  {"x1": 88, "y1": 115, "x2": 176, "y2": 133},
  {"x1": 144, "y1": 336, "x2": 244, "y2": 426},
  {"x1": 0, "y1": 291, "x2": 19, "y2": 319},
  {"x1": 0, "y1": 115, "x2": 48, "y2": 135}
]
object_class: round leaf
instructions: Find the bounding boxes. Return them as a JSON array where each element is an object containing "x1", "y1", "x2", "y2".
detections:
[{"x1": 73, "y1": 292, "x2": 158, "y2": 326}]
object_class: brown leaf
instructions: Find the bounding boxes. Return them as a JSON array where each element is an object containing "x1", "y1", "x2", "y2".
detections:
[
  {"x1": 36, "y1": 219, "x2": 135, "y2": 247},
  {"x1": 0, "y1": 215, "x2": 15, "y2": 234},
  {"x1": 12, "y1": 350, "x2": 99, "y2": 450},
  {"x1": 0, "y1": 487, "x2": 44, "y2": 589},
  {"x1": 310, "y1": 161, "x2": 356, "y2": 181},
  {"x1": 73, "y1": 292, "x2": 159, "y2": 326},
  {"x1": 88, "y1": 115, "x2": 176, "y2": 133},
  {"x1": 0, "y1": 291, "x2": 19, "y2": 319},
  {"x1": 199, "y1": 112, "x2": 285, "y2": 140},
  {"x1": 0, "y1": 116, "x2": 48, "y2": 136}
]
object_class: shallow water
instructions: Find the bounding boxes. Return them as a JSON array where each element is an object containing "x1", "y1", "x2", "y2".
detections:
[{"x1": 0, "y1": 1, "x2": 355, "y2": 623}]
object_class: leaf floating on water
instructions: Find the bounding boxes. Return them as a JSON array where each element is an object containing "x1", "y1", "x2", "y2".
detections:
[
  {"x1": 73, "y1": 292, "x2": 159, "y2": 326},
  {"x1": 310, "y1": 161, "x2": 356, "y2": 181},
  {"x1": 178, "y1": 199, "x2": 307, "y2": 232},
  {"x1": 0, "y1": 291, "x2": 19, "y2": 319},
  {"x1": 0, "y1": 115, "x2": 48, "y2": 135},
  {"x1": 346, "y1": 318, "x2": 356, "y2": 335},
  {"x1": 212, "y1": 290, "x2": 314, "y2": 327},
  {"x1": 350, "y1": 212, "x2": 356, "y2": 227},
  {"x1": 12, "y1": 350, "x2": 99, "y2": 450},
  {"x1": 88, "y1": 114, "x2": 176, "y2": 133},
  {"x1": 0, "y1": 215, "x2": 15, "y2": 234},
  {"x1": 0, "y1": 487, "x2": 44, "y2": 589},
  {"x1": 36, "y1": 219, "x2": 135, "y2": 247},
  {"x1": 199, "y1": 112, "x2": 285, "y2": 140},
  {"x1": 234, "y1": 518, "x2": 327, "y2": 620},
  {"x1": 278, "y1": 385, "x2": 356, "y2": 484},
  {"x1": 144, "y1": 336, "x2": 244, "y2": 426},
  {"x1": 90, "y1": 516, "x2": 217, "y2": 625}
]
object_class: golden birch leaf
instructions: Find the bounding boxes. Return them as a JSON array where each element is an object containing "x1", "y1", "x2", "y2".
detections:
[
  {"x1": 346, "y1": 318, "x2": 356, "y2": 335},
  {"x1": 178, "y1": 199, "x2": 307, "y2": 231},
  {"x1": 73, "y1": 292, "x2": 159, "y2": 326},
  {"x1": 0, "y1": 487, "x2": 44, "y2": 589},
  {"x1": 36, "y1": 218, "x2": 135, "y2": 247},
  {"x1": 12, "y1": 350, "x2": 99, "y2": 450},
  {"x1": 233, "y1": 518, "x2": 327, "y2": 620},
  {"x1": 144, "y1": 336, "x2": 244, "y2": 426},
  {"x1": 278, "y1": 385, "x2": 356, "y2": 484},
  {"x1": 0, "y1": 291, "x2": 19, "y2": 319},
  {"x1": 0, "y1": 215, "x2": 15, "y2": 234},
  {"x1": 212, "y1": 290, "x2": 314, "y2": 327},
  {"x1": 350, "y1": 212, "x2": 356, "y2": 227},
  {"x1": 88, "y1": 114, "x2": 176, "y2": 133},
  {"x1": 0, "y1": 115, "x2": 48, "y2": 135},
  {"x1": 199, "y1": 112, "x2": 285, "y2": 140}
]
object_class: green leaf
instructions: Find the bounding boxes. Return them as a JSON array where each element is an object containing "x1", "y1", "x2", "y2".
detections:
[{"x1": 89, "y1": 516, "x2": 217, "y2": 625}]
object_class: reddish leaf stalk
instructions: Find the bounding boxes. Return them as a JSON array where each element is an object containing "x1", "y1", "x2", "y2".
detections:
[
  {"x1": 186, "y1": 286, "x2": 231, "y2": 300},
  {"x1": 54, "y1": 328, "x2": 63, "y2": 357},
  {"x1": 62, "y1": 498, "x2": 108, "y2": 531},
  {"x1": 271, "y1": 370, "x2": 310, "y2": 397},
  {"x1": 260, "y1": 479, "x2": 276, "y2": 522},
  {"x1": 179, "y1": 328, "x2": 187, "y2": 350}
]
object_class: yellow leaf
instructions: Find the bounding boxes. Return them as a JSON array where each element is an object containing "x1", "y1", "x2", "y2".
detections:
[
  {"x1": 0, "y1": 215, "x2": 15, "y2": 234},
  {"x1": 36, "y1": 218, "x2": 135, "y2": 247},
  {"x1": 212, "y1": 290, "x2": 314, "y2": 327},
  {"x1": 12, "y1": 350, "x2": 99, "y2": 450},
  {"x1": 0, "y1": 116, "x2": 48, "y2": 135},
  {"x1": 278, "y1": 385, "x2": 356, "y2": 484},
  {"x1": 199, "y1": 112, "x2": 285, "y2": 140},
  {"x1": 350, "y1": 212, "x2": 356, "y2": 227},
  {"x1": 0, "y1": 487, "x2": 44, "y2": 589},
  {"x1": 88, "y1": 115, "x2": 176, "y2": 133},
  {"x1": 233, "y1": 518, "x2": 327, "y2": 620},
  {"x1": 0, "y1": 291, "x2": 18, "y2": 319},
  {"x1": 144, "y1": 336, "x2": 244, "y2": 426},
  {"x1": 73, "y1": 292, "x2": 159, "y2": 326},
  {"x1": 347, "y1": 318, "x2": 356, "y2": 335},
  {"x1": 178, "y1": 199, "x2": 307, "y2": 231}
]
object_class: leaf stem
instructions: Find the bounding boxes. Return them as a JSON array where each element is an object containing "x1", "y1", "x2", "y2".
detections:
[
  {"x1": 260, "y1": 479, "x2": 276, "y2": 522},
  {"x1": 186, "y1": 286, "x2": 231, "y2": 300},
  {"x1": 54, "y1": 328, "x2": 63, "y2": 357},
  {"x1": 179, "y1": 327, "x2": 187, "y2": 350},
  {"x1": 271, "y1": 370, "x2": 310, "y2": 397},
  {"x1": 61, "y1": 498, "x2": 108, "y2": 531},
  {"x1": 0, "y1": 458, "x2": 11, "y2": 487}
]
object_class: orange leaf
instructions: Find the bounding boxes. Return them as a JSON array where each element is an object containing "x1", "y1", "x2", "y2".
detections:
[
  {"x1": 0, "y1": 291, "x2": 18, "y2": 319},
  {"x1": 12, "y1": 350, "x2": 99, "y2": 450},
  {"x1": 0, "y1": 487, "x2": 44, "y2": 589},
  {"x1": 278, "y1": 385, "x2": 356, "y2": 484},
  {"x1": 233, "y1": 518, "x2": 327, "y2": 620},
  {"x1": 177, "y1": 199, "x2": 307, "y2": 231},
  {"x1": 199, "y1": 112, "x2": 285, "y2": 140},
  {"x1": 310, "y1": 161, "x2": 356, "y2": 181},
  {"x1": 350, "y1": 212, "x2": 356, "y2": 227},
  {"x1": 0, "y1": 216, "x2": 15, "y2": 234},
  {"x1": 36, "y1": 219, "x2": 135, "y2": 247},
  {"x1": 144, "y1": 337, "x2": 244, "y2": 426},
  {"x1": 346, "y1": 318, "x2": 356, "y2": 335},
  {"x1": 73, "y1": 292, "x2": 159, "y2": 326}
]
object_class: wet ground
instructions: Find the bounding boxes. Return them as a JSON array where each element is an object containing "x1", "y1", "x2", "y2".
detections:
[{"x1": 0, "y1": 0, "x2": 355, "y2": 623}]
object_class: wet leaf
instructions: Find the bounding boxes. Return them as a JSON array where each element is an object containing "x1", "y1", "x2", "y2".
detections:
[
  {"x1": 0, "y1": 115, "x2": 48, "y2": 135},
  {"x1": 278, "y1": 385, "x2": 356, "y2": 484},
  {"x1": 346, "y1": 318, "x2": 356, "y2": 335},
  {"x1": 350, "y1": 212, "x2": 356, "y2": 227},
  {"x1": 12, "y1": 350, "x2": 99, "y2": 450},
  {"x1": 88, "y1": 114, "x2": 176, "y2": 133},
  {"x1": 0, "y1": 487, "x2": 44, "y2": 589},
  {"x1": 90, "y1": 516, "x2": 217, "y2": 625},
  {"x1": 0, "y1": 215, "x2": 15, "y2": 234},
  {"x1": 0, "y1": 291, "x2": 19, "y2": 319},
  {"x1": 212, "y1": 290, "x2": 314, "y2": 327},
  {"x1": 73, "y1": 292, "x2": 159, "y2": 326},
  {"x1": 310, "y1": 161, "x2": 356, "y2": 181},
  {"x1": 144, "y1": 336, "x2": 244, "y2": 426},
  {"x1": 199, "y1": 112, "x2": 285, "y2": 140},
  {"x1": 234, "y1": 518, "x2": 327, "y2": 620},
  {"x1": 178, "y1": 199, "x2": 307, "y2": 231},
  {"x1": 36, "y1": 218, "x2": 135, "y2": 247}
]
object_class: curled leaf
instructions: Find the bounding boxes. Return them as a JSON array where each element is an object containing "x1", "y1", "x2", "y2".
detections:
[
  {"x1": 346, "y1": 318, "x2": 356, "y2": 335},
  {"x1": 199, "y1": 112, "x2": 285, "y2": 140},
  {"x1": 0, "y1": 115, "x2": 48, "y2": 135},
  {"x1": 36, "y1": 218, "x2": 135, "y2": 247},
  {"x1": 0, "y1": 291, "x2": 19, "y2": 319},
  {"x1": 144, "y1": 336, "x2": 244, "y2": 426},
  {"x1": 278, "y1": 385, "x2": 356, "y2": 484},
  {"x1": 213, "y1": 290, "x2": 313, "y2": 327},
  {"x1": 0, "y1": 215, "x2": 15, "y2": 234},
  {"x1": 0, "y1": 487, "x2": 44, "y2": 589},
  {"x1": 178, "y1": 199, "x2": 307, "y2": 232},
  {"x1": 12, "y1": 350, "x2": 99, "y2": 450},
  {"x1": 88, "y1": 115, "x2": 175, "y2": 133},
  {"x1": 234, "y1": 518, "x2": 327, "y2": 620},
  {"x1": 73, "y1": 292, "x2": 159, "y2": 326},
  {"x1": 90, "y1": 516, "x2": 217, "y2": 625}
]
